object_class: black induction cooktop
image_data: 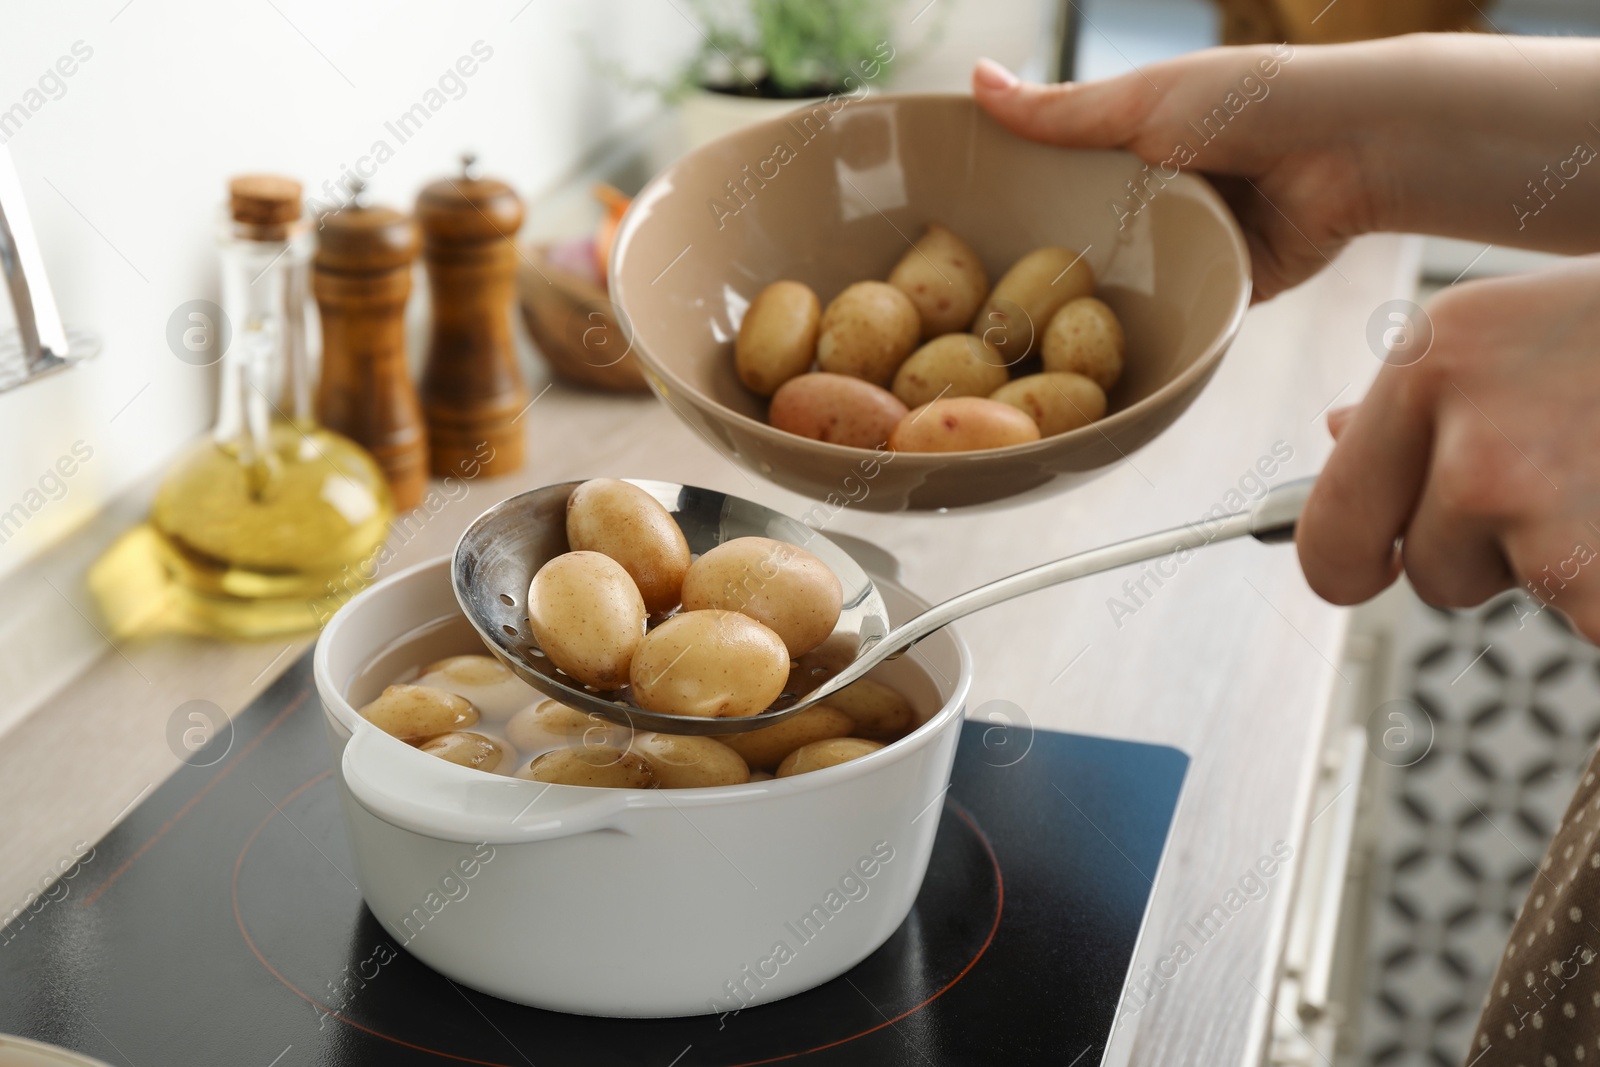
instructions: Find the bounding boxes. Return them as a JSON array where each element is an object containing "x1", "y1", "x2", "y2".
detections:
[{"x1": 0, "y1": 652, "x2": 1187, "y2": 1066}]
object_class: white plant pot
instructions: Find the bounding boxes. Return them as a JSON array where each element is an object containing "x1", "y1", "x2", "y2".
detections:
[
  {"x1": 678, "y1": 87, "x2": 827, "y2": 150},
  {"x1": 314, "y1": 555, "x2": 972, "y2": 1018}
]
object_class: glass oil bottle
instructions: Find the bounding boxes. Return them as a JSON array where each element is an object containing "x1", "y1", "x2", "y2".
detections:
[{"x1": 93, "y1": 176, "x2": 393, "y2": 638}]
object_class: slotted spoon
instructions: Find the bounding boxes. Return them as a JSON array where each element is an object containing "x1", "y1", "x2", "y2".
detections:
[{"x1": 452, "y1": 476, "x2": 1315, "y2": 735}]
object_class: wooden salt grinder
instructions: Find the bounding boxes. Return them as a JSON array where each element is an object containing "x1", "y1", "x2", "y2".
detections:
[
  {"x1": 417, "y1": 154, "x2": 528, "y2": 478},
  {"x1": 313, "y1": 183, "x2": 428, "y2": 510}
]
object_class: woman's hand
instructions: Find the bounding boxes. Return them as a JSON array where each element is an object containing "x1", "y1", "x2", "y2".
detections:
[
  {"x1": 976, "y1": 38, "x2": 1600, "y2": 635},
  {"x1": 1298, "y1": 256, "x2": 1600, "y2": 639},
  {"x1": 972, "y1": 36, "x2": 1600, "y2": 302},
  {"x1": 974, "y1": 47, "x2": 1370, "y2": 301}
]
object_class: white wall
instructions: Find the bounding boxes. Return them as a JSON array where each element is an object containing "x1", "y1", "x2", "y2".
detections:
[{"x1": 0, "y1": 0, "x2": 1047, "y2": 581}]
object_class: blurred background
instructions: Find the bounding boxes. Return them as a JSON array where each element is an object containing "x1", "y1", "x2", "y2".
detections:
[{"x1": 4, "y1": 2, "x2": 1600, "y2": 1064}]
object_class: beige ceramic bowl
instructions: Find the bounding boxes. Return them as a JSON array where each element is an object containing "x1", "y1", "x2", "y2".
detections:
[
  {"x1": 610, "y1": 93, "x2": 1251, "y2": 511},
  {"x1": 0, "y1": 1035, "x2": 111, "y2": 1066}
]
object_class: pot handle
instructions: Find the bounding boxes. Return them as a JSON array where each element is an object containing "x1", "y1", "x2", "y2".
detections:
[{"x1": 341, "y1": 726, "x2": 634, "y2": 845}]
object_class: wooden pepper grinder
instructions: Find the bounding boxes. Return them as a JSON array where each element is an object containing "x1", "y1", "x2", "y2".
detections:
[
  {"x1": 313, "y1": 180, "x2": 428, "y2": 510},
  {"x1": 417, "y1": 153, "x2": 528, "y2": 478}
]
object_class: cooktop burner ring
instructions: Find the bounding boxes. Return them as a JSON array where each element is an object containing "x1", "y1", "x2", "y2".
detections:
[{"x1": 232, "y1": 772, "x2": 1005, "y2": 1066}]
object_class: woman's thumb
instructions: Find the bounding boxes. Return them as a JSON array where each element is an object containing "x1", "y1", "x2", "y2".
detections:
[{"x1": 971, "y1": 58, "x2": 1152, "y2": 150}]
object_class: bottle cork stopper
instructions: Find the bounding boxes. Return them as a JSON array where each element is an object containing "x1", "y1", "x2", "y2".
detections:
[{"x1": 229, "y1": 175, "x2": 303, "y2": 228}]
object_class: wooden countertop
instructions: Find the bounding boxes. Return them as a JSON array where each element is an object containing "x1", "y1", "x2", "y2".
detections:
[{"x1": 0, "y1": 232, "x2": 1417, "y2": 1067}]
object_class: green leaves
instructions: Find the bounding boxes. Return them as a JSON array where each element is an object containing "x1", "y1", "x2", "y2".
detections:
[{"x1": 686, "y1": 0, "x2": 896, "y2": 97}]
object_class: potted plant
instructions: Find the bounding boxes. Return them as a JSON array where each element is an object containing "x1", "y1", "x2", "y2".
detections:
[{"x1": 605, "y1": 0, "x2": 915, "y2": 148}]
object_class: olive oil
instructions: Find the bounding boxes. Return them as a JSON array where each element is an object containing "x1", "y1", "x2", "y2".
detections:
[
  {"x1": 149, "y1": 422, "x2": 390, "y2": 606},
  {"x1": 90, "y1": 175, "x2": 392, "y2": 638}
]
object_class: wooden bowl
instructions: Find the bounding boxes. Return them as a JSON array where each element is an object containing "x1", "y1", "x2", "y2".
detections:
[
  {"x1": 519, "y1": 245, "x2": 649, "y2": 393},
  {"x1": 608, "y1": 93, "x2": 1252, "y2": 511}
]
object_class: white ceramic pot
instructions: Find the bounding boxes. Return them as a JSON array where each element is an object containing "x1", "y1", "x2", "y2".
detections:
[
  {"x1": 314, "y1": 555, "x2": 971, "y2": 1018},
  {"x1": 678, "y1": 87, "x2": 825, "y2": 150}
]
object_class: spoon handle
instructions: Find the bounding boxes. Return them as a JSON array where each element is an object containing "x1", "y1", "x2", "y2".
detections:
[{"x1": 818, "y1": 476, "x2": 1316, "y2": 699}]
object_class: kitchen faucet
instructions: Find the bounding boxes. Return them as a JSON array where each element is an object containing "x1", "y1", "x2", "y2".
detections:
[{"x1": 0, "y1": 142, "x2": 97, "y2": 394}]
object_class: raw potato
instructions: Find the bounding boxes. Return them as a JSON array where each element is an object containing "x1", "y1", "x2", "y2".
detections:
[
  {"x1": 815, "y1": 281, "x2": 920, "y2": 386},
  {"x1": 736, "y1": 281, "x2": 820, "y2": 396},
  {"x1": 973, "y1": 247, "x2": 1095, "y2": 361},
  {"x1": 824, "y1": 678, "x2": 915, "y2": 741},
  {"x1": 716, "y1": 705, "x2": 856, "y2": 771},
  {"x1": 416, "y1": 655, "x2": 532, "y2": 722},
  {"x1": 680, "y1": 536, "x2": 842, "y2": 657},
  {"x1": 359, "y1": 684, "x2": 479, "y2": 743},
  {"x1": 506, "y1": 698, "x2": 628, "y2": 753},
  {"x1": 1041, "y1": 297, "x2": 1125, "y2": 391},
  {"x1": 527, "y1": 551, "x2": 647, "y2": 690},
  {"x1": 990, "y1": 372, "x2": 1106, "y2": 437},
  {"x1": 515, "y1": 745, "x2": 658, "y2": 789},
  {"x1": 419, "y1": 731, "x2": 514, "y2": 774},
  {"x1": 777, "y1": 737, "x2": 885, "y2": 777},
  {"x1": 891, "y1": 334, "x2": 1009, "y2": 409},
  {"x1": 634, "y1": 733, "x2": 751, "y2": 788},
  {"x1": 768, "y1": 373, "x2": 907, "y2": 449},
  {"x1": 629, "y1": 610, "x2": 790, "y2": 718},
  {"x1": 889, "y1": 396, "x2": 1041, "y2": 453},
  {"x1": 888, "y1": 224, "x2": 990, "y2": 340},
  {"x1": 565, "y1": 479, "x2": 692, "y2": 614}
]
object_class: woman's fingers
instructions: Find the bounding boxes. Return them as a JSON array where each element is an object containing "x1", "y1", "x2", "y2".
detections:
[
  {"x1": 970, "y1": 58, "x2": 1159, "y2": 150},
  {"x1": 972, "y1": 58, "x2": 1018, "y2": 92},
  {"x1": 970, "y1": 55, "x2": 1364, "y2": 303},
  {"x1": 1300, "y1": 262, "x2": 1600, "y2": 623},
  {"x1": 1400, "y1": 477, "x2": 1515, "y2": 609},
  {"x1": 1326, "y1": 405, "x2": 1355, "y2": 440},
  {"x1": 1503, "y1": 521, "x2": 1600, "y2": 642},
  {"x1": 1297, "y1": 359, "x2": 1439, "y2": 606}
]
